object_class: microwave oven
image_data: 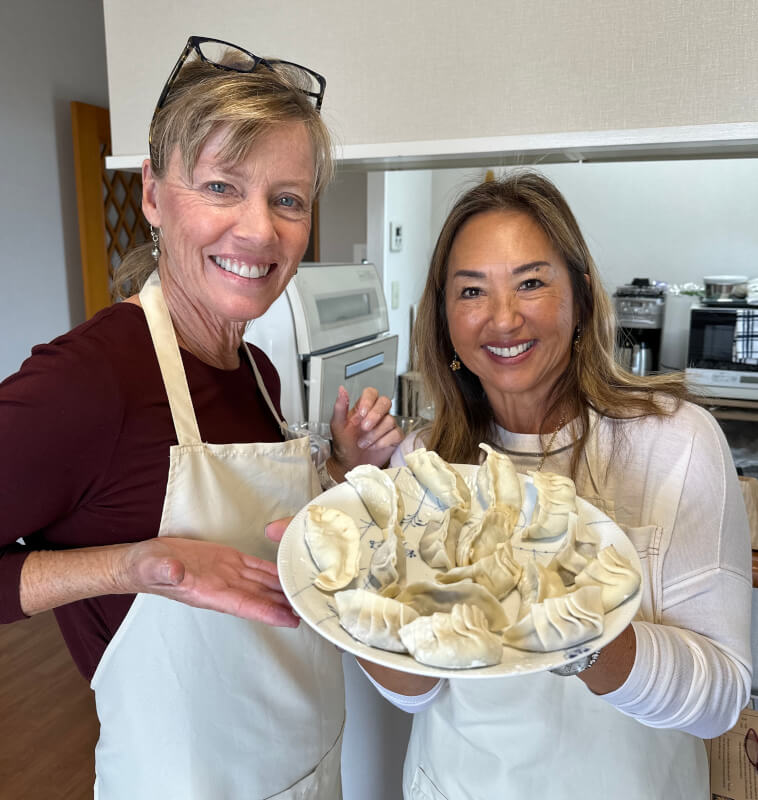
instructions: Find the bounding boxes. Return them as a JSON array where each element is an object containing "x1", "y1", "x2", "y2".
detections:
[{"x1": 686, "y1": 305, "x2": 758, "y2": 400}]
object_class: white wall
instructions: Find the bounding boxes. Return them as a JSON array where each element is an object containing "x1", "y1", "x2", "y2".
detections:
[
  {"x1": 0, "y1": 0, "x2": 109, "y2": 380},
  {"x1": 366, "y1": 171, "x2": 436, "y2": 378},
  {"x1": 430, "y1": 160, "x2": 758, "y2": 295},
  {"x1": 103, "y1": 0, "x2": 758, "y2": 162}
]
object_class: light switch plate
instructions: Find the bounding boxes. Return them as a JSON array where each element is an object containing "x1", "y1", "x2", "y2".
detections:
[{"x1": 389, "y1": 221, "x2": 403, "y2": 251}]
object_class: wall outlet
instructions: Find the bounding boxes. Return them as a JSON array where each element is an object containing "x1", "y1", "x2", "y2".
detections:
[{"x1": 389, "y1": 221, "x2": 403, "y2": 251}]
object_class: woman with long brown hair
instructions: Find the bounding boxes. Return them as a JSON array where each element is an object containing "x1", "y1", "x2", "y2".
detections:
[{"x1": 362, "y1": 171, "x2": 751, "y2": 799}]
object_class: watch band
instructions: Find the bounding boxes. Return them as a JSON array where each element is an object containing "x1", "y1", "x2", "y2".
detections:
[{"x1": 549, "y1": 650, "x2": 601, "y2": 677}]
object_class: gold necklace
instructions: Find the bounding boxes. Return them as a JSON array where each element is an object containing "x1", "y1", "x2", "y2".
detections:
[{"x1": 537, "y1": 416, "x2": 566, "y2": 472}]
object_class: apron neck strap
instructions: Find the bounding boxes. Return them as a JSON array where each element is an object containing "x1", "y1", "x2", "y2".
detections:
[
  {"x1": 139, "y1": 271, "x2": 202, "y2": 445},
  {"x1": 139, "y1": 271, "x2": 290, "y2": 443},
  {"x1": 241, "y1": 341, "x2": 289, "y2": 438}
]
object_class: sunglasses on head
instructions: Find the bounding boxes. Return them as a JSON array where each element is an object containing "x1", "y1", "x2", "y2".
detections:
[{"x1": 148, "y1": 35, "x2": 326, "y2": 156}]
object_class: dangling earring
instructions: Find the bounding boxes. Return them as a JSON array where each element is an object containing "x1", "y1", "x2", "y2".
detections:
[
  {"x1": 150, "y1": 225, "x2": 161, "y2": 263},
  {"x1": 449, "y1": 351, "x2": 461, "y2": 371},
  {"x1": 573, "y1": 325, "x2": 582, "y2": 349}
]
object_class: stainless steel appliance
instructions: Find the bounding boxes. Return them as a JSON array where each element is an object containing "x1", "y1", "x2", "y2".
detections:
[
  {"x1": 614, "y1": 280, "x2": 665, "y2": 376},
  {"x1": 245, "y1": 262, "x2": 398, "y2": 425},
  {"x1": 686, "y1": 305, "x2": 758, "y2": 400},
  {"x1": 659, "y1": 292, "x2": 697, "y2": 371}
]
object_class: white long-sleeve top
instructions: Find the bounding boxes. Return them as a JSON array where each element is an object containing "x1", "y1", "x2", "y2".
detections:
[{"x1": 378, "y1": 399, "x2": 751, "y2": 739}]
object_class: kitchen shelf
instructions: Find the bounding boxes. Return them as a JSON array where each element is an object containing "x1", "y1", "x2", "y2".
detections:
[
  {"x1": 107, "y1": 123, "x2": 758, "y2": 173},
  {"x1": 692, "y1": 396, "x2": 758, "y2": 423}
]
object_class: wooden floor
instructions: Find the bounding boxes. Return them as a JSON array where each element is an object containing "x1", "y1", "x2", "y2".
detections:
[{"x1": 0, "y1": 611, "x2": 99, "y2": 799}]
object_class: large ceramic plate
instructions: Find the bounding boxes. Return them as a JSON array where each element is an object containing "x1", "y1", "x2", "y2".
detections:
[{"x1": 278, "y1": 464, "x2": 642, "y2": 679}]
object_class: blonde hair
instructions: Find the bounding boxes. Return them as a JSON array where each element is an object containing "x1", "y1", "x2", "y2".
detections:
[
  {"x1": 112, "y1": 53, "x2": 333, "y2": 301},
  {"x1": 413, "y1": 171, "x2": 691, "y2": 477}
]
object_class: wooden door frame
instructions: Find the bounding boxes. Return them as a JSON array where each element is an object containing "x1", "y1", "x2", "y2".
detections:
[{"x1": 71, "y1": 101, "x2": 112, "y2": 318}]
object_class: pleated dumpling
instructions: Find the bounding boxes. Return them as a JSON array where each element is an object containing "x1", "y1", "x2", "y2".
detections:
[
  {"x1": 399, "y1": 603, "x2": 503, "y2": 669},
  {"x1": 436, "y1": 542, "x2": 522, "y2": 601},
  {"x1": 476, "y1": 443, "x2": 522, "y2": 511},
  {"x1": 304, "y1": 505, "x2": 361, "y2": 591},
  {"x1": 503, "y1": 585, "x2": 604, "y2": 652},
  {"x1": 368, "y1": 522, "x2": 406, "y2": 596},
  {"x1": 455, "y1": 506, "x2": 518, "y2": 567},
  {"x1": 548, "y1": 512, "x2": 599, "y2": 586},
  {"x1": 522, "y1": 470, "x2": 577, "y2": 540},
  {"x1": 516, "y1": 560, "x2": 567, "y2": 618},
  {"x1": 394, "y1": 579, "x2": 509, "y2": 632},
  {"x1": 405, "y1": 447, "x2": 471, "y2": 510},
  {"x1": 574, "y1": 545, "x2": 641, "y2": 611},
  {"x1": 571, "y1": 511, "x2": 601, "y2": 558},
  {"x1": 345, "y1": 464, "x2": 405, "y2": 530},
  {"x1": 418, "y1": 506, "x2": 466, "y2": 571},
  {"x1": 335, "y1": 588, "x2": 419, "y2": 652}
]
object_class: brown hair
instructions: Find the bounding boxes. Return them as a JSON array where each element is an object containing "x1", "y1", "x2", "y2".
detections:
[
  {"x1": 112, "y1": 52, "x2": 332, "y2": 301},
  {"x1": 412, "y1": 170, "x2": 691, "y2": 477}
]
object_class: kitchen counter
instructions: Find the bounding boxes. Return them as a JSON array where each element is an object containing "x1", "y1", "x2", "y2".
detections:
[{"x1": 692, "y1": 395, "x2": 758, "y2": 423}]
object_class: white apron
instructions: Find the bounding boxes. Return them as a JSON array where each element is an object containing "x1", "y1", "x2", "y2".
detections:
[
  {"x1": 91, "y1": 272, "x2": 345, "y2": 800},
  {"x1": 403, "y1": 674, "x2": 707, "y2": 800},
  {"x1": 403, "y1": 425, "x2": 708, "y2": 800}
]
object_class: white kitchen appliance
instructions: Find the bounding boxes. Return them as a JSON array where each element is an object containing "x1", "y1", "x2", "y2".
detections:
[
  {"x1": 245, "y1": 262, "x2": 398, "y2": 425},
  {"x1": 686, "y1": 304, "x2": 758, "y2": 400},
  {"x1": 614, "y1": 280, "x2": 665, "y2": 375}
]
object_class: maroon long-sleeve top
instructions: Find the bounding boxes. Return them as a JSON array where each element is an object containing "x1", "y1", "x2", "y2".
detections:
[{"x1": 0, "y1": 302, "x2": 284, "y2": 680}]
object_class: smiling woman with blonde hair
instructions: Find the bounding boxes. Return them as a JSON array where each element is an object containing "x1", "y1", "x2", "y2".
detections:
[{"x1": 0, "y1": 36, "x2": 400, "y2": 799}]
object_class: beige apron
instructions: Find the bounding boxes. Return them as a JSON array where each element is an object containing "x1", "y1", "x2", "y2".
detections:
[
  {"x1": 91, "y1": 271, "x2": 344, "y2": 800},
  {"x1": 403, "y1": 428, "x2": 708, "y2": 800},
  {"x1": 403, "y1": 674, "x2": 707, "y2": 800}
]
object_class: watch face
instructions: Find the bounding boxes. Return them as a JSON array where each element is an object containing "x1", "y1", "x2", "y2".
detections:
[
  {"x1": 554, "y1": 658, "x2": 587, "y2": 676},
  {"x1": 550, "y1": 651, "x2": 599, "y2": 676}
]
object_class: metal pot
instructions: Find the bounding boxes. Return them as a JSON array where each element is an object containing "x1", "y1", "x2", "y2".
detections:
[{"x1": 703, "y1": 275, "x2": 749, "y2": 301}]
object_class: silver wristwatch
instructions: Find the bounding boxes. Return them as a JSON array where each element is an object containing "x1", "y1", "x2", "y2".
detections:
[{"x1": 549, "y1": 650, "x2": 600, "y2": 677}]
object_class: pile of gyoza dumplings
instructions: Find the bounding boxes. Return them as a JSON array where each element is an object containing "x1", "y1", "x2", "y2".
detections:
[{"x1": 303, "y1": 445, "x2": 640, "y2": 670}]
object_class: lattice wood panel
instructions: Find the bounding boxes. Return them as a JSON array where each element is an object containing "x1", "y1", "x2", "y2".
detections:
[
  {"x1": 102, "y1": 143, "x2": 150, "y2": 276},
  {"x1": 72, "y1": 101, "x2": 149, "y2": 318}
]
